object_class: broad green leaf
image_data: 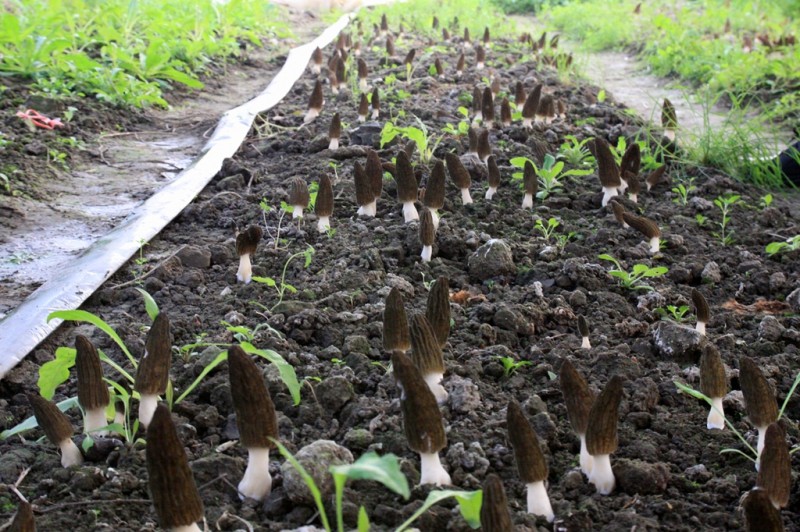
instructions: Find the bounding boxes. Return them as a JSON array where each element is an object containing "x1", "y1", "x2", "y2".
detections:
[
  {"x1": 608, "y1": 271, "x2": 629, "y2": 280},
  {"x1": 765, "y1": 242, "x2": 786, "y2": 255},
  {"x1": 357, "y1": 506, "x2": 370, "y2": 532},
  {"x1": 135, "y1": 287, "x2": 159, "y2": 321},
  {"x1": 396, "y1": 489, "x2": 483, "y2": 531},
  {"x1": 47, "y1": 310, "x2": 134, "y2": 366},
  {"x1": 252, "y1": 276, "x2": 277, "y2": 287},
  {"x1": 38, "y1": 347, "x2": 76, "y2": 399},
  {"x1": 283, "y1": 283, "x2": 297, "y2": 294},
  {"x1": 240, "y1": 342, "x2": 301, "y2": 405},
  {"x1": 631, "y1": 264, "x2": 649, "y2": 275},
  {"x1": 330, "y1": 452, "x2": 410, "y2": 499},
  {"x1": 509, "y1": 156, "x2": 530, "y2": 168},
  {"x1": 643, "y1": 267, "x2": 669, "y2": 277},
  {"x1": 0, "y1": 396, "x2": 80, "y2": 440}
]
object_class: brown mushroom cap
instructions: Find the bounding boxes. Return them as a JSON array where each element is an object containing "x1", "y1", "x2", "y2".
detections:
[
  {"x1": 385, "y1": 35, "x2": 395, "y2": 57},
  {"x1": 328, "y1": 113, "x2": 341, "y2": 141},
  {"x1": 523, "y1": 160, "x2": 538, "y2": 197},
  {"x1": 500, "y1": 98, "x2": 511, "y2": 125},
  {"x1": 146, "y1": 404, "x2": 204, "y2": 530},
  {"x1": 743, "y1": 488, "x2": 785, "y2": 532},
  {"x1": 522, "y1": 84, "x2": 542, "y2": 119},
  {"x1": 236, "y1": 226, "x2": 263, "y2": 257},
  {"x1": 358, "y1": 93, "x2": 369, "y2": 116},
  {"x1": 380, "y1": 13, "x2": 388, "y2": 31},
  {"x1": 480, "y1": 473, "x2": 513, "y2": 532},
  {"x1": 315, "y1": 173, "x2": 334, "y2": 218},
  {"x1": 404, "y1": 49, "x2": 416, "y2": 65},
  {"x1": 9, "y1": 500, "x2": 35, "y2": 532},
  {"x1": 739, "y1": 356, "x2": 778, "y2": 427},
  {"x1": 662, "y1": 98, "x2": 678, "y2": 129},
  {"x1": 559, "y1": 359, "x2": 595, "y2": 435},
  {"x1": 620, "y1": 142, "x2": 641, "y2": 178},
  {"x1": 28, "y1": 393, "x2": 74, "y2": 445},
  {"x1": 357, "y1": 58, "x2": 368, "y2": 79},
  {"x1": 507, "y1": 399, "x2": 548, "y2": 483},
  {"x1": 472, "y1": 87, "x2": 482, "y2": 115},
  {"x1": 371, "y1": 87, "x2": 381, "y2": 111},
  {"x1": 365, "y1": 149, "x2": 383, "y2": 200},
  {"x1": 425, "y1": 276, "x2": 450, "y2": 349},
  {"x1": 384, "y1": 287, "x2": 411, "y2": 354},
  {"x1": 467, "y1": 128, "x2": 478, "y2": 153},
  {"x1": 610, "y1": 200, "x2": 626, "y2": 225},
  {"x1": 228, "y1": 345, "x2": 278, "y2": 449},
  {"x1": 308, "y1": 80, "x2": 323, "y2": 111},
  {"x1": 595, "y1": 138, "x2": 621, "y2": 188},
  {"x1": 585, "y1": 375, "x2": 624, "y2": 455},
  {"x1": 622, "y1": 212, "x2": 661, "y2": 238},
  {"x1": 354, "y1": 161, "x2": 373, "y2": 208},
  {"x1": 135, "y1": 313, "x2": 172, "y2": 396},
  {"x1": 75, "y1": 334, "x2": 109, "y2": 411},
  {"x1": 537, "y1": 93, "x2": 555, "y2": 118},
  {"x1": 756, "y1": 423, "x2": 791, "y2": 509},
  {"x1": 289, "y1": 177, "x2": 310, "y2": 208},
  {"x1": 395, "y1": 150, "x2": 418, "y2": 203},
  {"x1": 487, "y1": 155, "x2": 501, "y2": 188},
  {"x1": 391, "y1": 351, "x2": 446, "y2": 454},
  {"x1": 477, "y1": 129, "x2": 491, "y2": 161},
  {"x1": 312, "y1": 47, "x2": 323, "y2": 66},
  {"x1": 409, "y1": 313, "x2": 444, "y2": 374},
  {"x1": 483, "y1": 27, "x2": 491, "y2": 44},
  {"x1": 692, "y1": 288, "x2": 710, "y2": 324},
  {"x1": 645, "y1": 165, "x2": 668, "y2": 190},
  {"x1": 475, "y1": 45, "x2": 485, "y2": 63},
  {"x1": 514, "y1": 81, "x2": 526, "y2": 107},
  {"x1": 335, "y1": 58, "x2": 346, "y2": 86},
  {"x1": 424, "y1": 160, "x2": 446, "y2": 210},
  {"x1": 578, "y1": 315, "x2": 589, "y2": 337},
  {"x1": 626, "y1": 171, "x2": 641, "y2": 195},
  {"x1": 419, "y1": 208, "x2": 435, "y2": 247},
  {"x1": 482, "y1": 87, "x2": 494, "y2": 122},
  {"x1": 445, "y1": 152, "x2": 471, "y2": 189},
  {"x1": 456, "y1": 53, "x2": 465, "y2": 72},
  {"x1": 699, "y1": 343, "x2": 727, "y2": 399}
]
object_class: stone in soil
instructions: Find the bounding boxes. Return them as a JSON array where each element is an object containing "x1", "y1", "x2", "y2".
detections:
[{"x1": 281, "y1": 440, "x2": 354, "y2": 505}]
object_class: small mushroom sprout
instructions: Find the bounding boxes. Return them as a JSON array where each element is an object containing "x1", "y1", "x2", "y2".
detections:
[
  {"x1": 740, "y1": 355, "x2": 778, "y2": 466},
  {"x1": 577, "y1": 315, "x2": 591, "y2": 349},
  {"x1": 559, "y1": 359, "x2": 595, "y2": 476},
  {"x1": 585, "y1": 375, "x2": 623, "y2": 494},
  {"x1": 445, "y1": 152, "x2": 473, "y2": 205},
  {"x1": 134, "y1": 312, "x2": 172, "y2": 429},
  {"x1": 486, "y1": 155, "x2": 501, "y2": 200},
  {"x1": 423, "y1": 160, "x2": 446, "y2": 229},
  {"x1": 699, "y1": 343, "x2": 727, "y2": 430},
  {"x1": 328, "y1": 112, "x2": 341, "y2": 151},
  {"x1": 75, "y1": 334, "x2": 110, "y2": 436},
  {"x1": 409, "y1": 313, "x2": 447, "y2": 403},
  {"x1": 419, "y1": 208, "x2": 436, "y2": 262},
  {"x1": 692, "y1": 288, "x2": 709, "y2": 335},
  {"x1": 235, "y1": 225, "x2": 263, "y2": 284},
  {"x1": 395, "y1": 150, "x2": 419, "y2": 222},
  {"x1": 289, "y1": 177, "x2": 310, "y2": 220},
  {"x1": 507, "y1": 399, "x2": 554, "y2": 522},
  {"x1": 595, "y1": 137, "x2": 621, "y2": 207},
  {"x1": 28, "y1": 393, "x2": 83, "y2": 468},
  {"x1": 315, "y1": 173, "x2": 334, "y2": 233},
  {"x1": 622, "y1": 212, "x2": 661, "y2": 253},
  {"x1": 480, "y1": 474, "x2": 513, "y2": 532},
  {"x1": 303, "y1": 80, "x2": 323, "y2": 124}
]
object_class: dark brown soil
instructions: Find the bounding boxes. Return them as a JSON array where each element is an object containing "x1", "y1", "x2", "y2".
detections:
[{"x1": 1, "y1": 17, "x2": 799, "y2": 532}]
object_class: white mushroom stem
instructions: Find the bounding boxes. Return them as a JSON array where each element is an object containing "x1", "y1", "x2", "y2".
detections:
[
  {"x1": 328, "y1": 138, "x2": 339, "y2": 150},
  {"x1": 59, "y1": 438, "x2": 83, "y2": 468},
  {"x1": 172, "y1": 524, "x2": 202, "y2": 532},
  {"x1": 526, "y1": 480, "x2": 555, "y2": 523},
  {"x1": 522, "y1": 118, "x2": 533, "y2": 128},
  {"x1": 357, "y1": 201, "x2": 376, "y2": 217},
  {"x1": 522, "y1": 193, "x2": 534, "y2": 209},
  {"x1": 236, "y1": 253, "x2": 252, "y2": 284},
  {"x1": 648, "y1": 236, "x2": 660, "y2": 254},
  {"x1": 617, "y1": 178, "x2": 628, "y2": 194},
  {"x1": 485, "y1": 186, "x2": 497, "y2": 200},
  {"x1": 581, "y1": 336, "x2": 591, "y2": 349},
  {"x1": 422, "y1": 372, "x2": 447, "y2": 404},
  {"x1": 371, "y1": 109, "x2": 379, "y2": 120},
  {"x1": 460, "y1": 188, "x2": 473, "y2": 205},
  {"x1": 292, "y1": 206, "x2": 304, "y2": 220},
  {"x1": 476, "y1": 61, "x2": 484, "y2": 70},
  {"x1": 696, "y1": 321, "x2": 706, "y2": 336},
  {"x1": 317, "y1": 216, "x2": 331, "y2": 233},
  {"x1": 303, "y1": 108, "x2": 320, "y2": 124},
  {"x1": 421, "y1": 245, "x2": 433, "y2": 263},
  {"x1": 665, "y1": 129, "x2": 676, "y2": 141},
  {"x1": 456, "y1": 69, "x2": 463, "y2": 77},
  {"x1": 402, "y1": 201, "x2": 419, "y2": 223},
  {"x1": 588, "y1": 453, "x2": 615, "y2": 495},
  {"x1": 84, "y1": 407, "x2": 108, "y2": 436},
  {"x1": 629, "y1": 193, "x2": 638, "y2": 203},
  {"x1": 359, "y1": 79, "x2": 368, "y2": 91},
  {"x1": 707, "y1": 397, "x2": 725, "y2": 430},
  {"x1": 310, "y1": 65, "x2": 321, "y2": 75},
  {"x1": 358, "y1": 113, "x2": 367, "y2": 123},
  {"x1": 579, "y1": 434, "x2": 593, "y2": 477},
  {"x1": 429, "y1": 209, "x2": 440, "y2": 230},
  {"x1": 601, "y1": 186, "x2": 618, "y2": 207},
  {"x1": 472, "y1": 112, "x2": 482, "y2": 124},
  {"x1": 419, "y1": 451, "x2": 451, "y2": 486},
  {"x1": 331, "y1": 85, "x2": 339, "y2": 95},
  {"x1": 238, "y1": 447, "x2": 272, "y2": 501},
  {"x1": 138, "y1": 394, "x2": 158, "y2": 429}
]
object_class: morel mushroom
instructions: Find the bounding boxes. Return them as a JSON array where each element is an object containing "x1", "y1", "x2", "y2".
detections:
[
  {"x1": 425, "y1": 276, "x2": 450, "y2": 349},
  {"x1": 743, "y1": 488, "x2": 785, "y2": 532},
  {"x1": 371, "y1": 87, "x2": 381, "y2": 120},
  {"x1": 595, "y1": 137, "x2": 621, "y2": 207},
  {"x1": 445, "y1": 152, "x2": 473, "y2": 205},
  {"x1": 621, "y1": 212, "x2": 661, "y2": 253},
  {"x1": 135, "y1": 312, "x2": 171, "y2": 429},
  {"x1": 467, "y1": 127, "x2": 478, "y2": 155},
  {"x1": 9, "y1": 500, "x2": 35, "y2": 531},
  {"x1": 480, "y1": 474, "x2": 513, "y2": 532},
  {"x1": 146, "y1": 404, "x2": 204, "y2": 531},
  {"x1": 692, "y1": 288, "x2": 709, "y2": 335},
  {"x1": 303, "y1": 80, "x2": 323, "y2": 124},
  {"x1": 463, "y1": 26, "x2": 471, "y2": 48},
  {"x1": 236, "y1": 225, "x2": 262, "y2": 284},
  {"x1": 419, "y1": 208, "x2": 436, "y2": 263},
  {"x1": 522, "y1": 160, "x2": 537, "y2": 209},
  {"x1": 645, "y1": 165, "x2": 668, "y2": 191},
  {"x1": 486, "y1": 155, "x2": 501, "y2": 200},
  {"x1": 472, "y1": 87, "x2": 483, "y2": 123},
  {"x1": 315, "y1": 173, "x2": 334, "y2": 233},
  {"x1": 536, "y1": 93, "x2": 556, "y2": 124},
  {"x1": 328, "y1": 112, "x2": 341, "y2": 151},
  {"x1": 507, "y1": 399, "x2": 554, "y2": 521},
  {"x1": 384, "y1": 287, "x2": 411, "y2": 354},
  {"x1": 662, "y1": 98, "x2": 678, "y2": 141},
  {"x1": 559, "y1": 359, "x2": 595, "y2": 476},
  {"x1": 699, "y1": 342, "x2": 727, "y2": 430},
  {"x1": 310, "y1": 47, "x2": 323, "y2": 75},
  {"x1": 385, "y1": 35, "x2": 396, "y2": 58},
  {"x1": 357, "y1": 92, "x2": 369, "y2": 122},
  {"x1": 577, "y1": 315, "x2": 591, "y2": 349},
  {"x1": 619, "y1": 142, "x2": 641, "y2": 195},
  {"x1": 522, "y1": 84, "x2": 542, "y2": 128},
  {"x1": 456, "y1": 53, "x2": 465, "y2": 77},
  {"x1": 289, "y1": 177, "x2": 310, "y2": 220},
  {"x1": 756, "y1": 423, "x2": 791, "y2": 509},
  {"x1": 395, "y1": 150, "x2": 419, "y2": 223},
  {"x1": 409, "y1": 314, "x2": 446, "y2": 402},
  {"x1": 229, "y1": 345, "x2": 279, "y2": 501},
  {"x1": 585, "y1": 375, "x2": 623, "y2": 494},
  {"x1": 354, "y1": 161, "x2": 374, "y2": 217},
  {"x1": 740, "y1": 356, "x2": 778, "y2": 466},
  {"x1": 379, "y1": 13, "x2": 389, "y2": 36},
  {"x1": 482, "y1": 87, "x2": 494, "y2": 128},
  {"x1": 391, "y1": 351, "x2": 451, "y2": 486},
  {"x1": 357, "y1": 58, "x2": 369, "y2": 91},
  {"x1": 75, "y1": 334, "x2": 110, "y2": 436},
  {"x1": 475, "y1": 45, "x2": 486, "y2": 70},
  {"x1": 366, "y1": 149, "x2": 383, "y2": 216},
  {"x1": 424, "y1": 160, "x2": 446, "y2": 229},
  {"x1": 28, "y1": 394, "x2": 83, "y2": 468},
  {"x1": 434, "y1": 57, "x2": 444, "y2": 78},
  {"x1": 610, "y1": 200, "x2": 627, "y2": 227},
  {"x1": 477, "y1": 128, "x2": 491, "y2": 163},
  {"x1": 514, "y1": 81, "x2": 526, "y2": 107},
  {"x1": 500, "y1": 97, "x2": 512, "y2": 127},
  {"x1": 483, "y1": 27, "x2": 491, "y2": 47}
]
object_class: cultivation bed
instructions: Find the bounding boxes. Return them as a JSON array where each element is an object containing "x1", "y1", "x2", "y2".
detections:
[{"x1": 2, "y1": 9, "x2": 800, "y2": 532}]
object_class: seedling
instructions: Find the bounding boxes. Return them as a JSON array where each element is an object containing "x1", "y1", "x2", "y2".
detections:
[
  {"x1": 510, "y1": 153, "x2": 591, "y2": 200},
  {"x1": 712, "y1": 194, "x2": 741, "y2": 246},
  {"x1": 380, "y1": 117, "x2": 443, "y2": 163},
  {"x1": 695, "y1": 214, "x2": 707, "y2": 227},
  {"x1": 252, "y1": 245, "x2": 315, "y2": 311},
  {"x1": 671, "y1": 183, "x2": 696, "y2": 206},
  {"x1": 497, "y1": 356, "x2": 532, "y2": 377},
  {"x1": 598, "y1": 254, "x2": 668, "y2": 291},
  {"x1": 765, "y1": 235, "x2": 800, "y2": 256},
  {"x1": 557, "y1": 135, "x2": 596, "y2": 167},
  {"x1": 759, "y1": 193, "x2": 773, "y2": 209},
  {"x1": 534, "y1": 217, "x2": 560, "y2": 241},
  {"x1": 655, "y1": 305, "x2": 691, "y2": 323}
]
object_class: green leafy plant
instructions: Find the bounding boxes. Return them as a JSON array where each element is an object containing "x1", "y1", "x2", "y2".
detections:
[
  {"x1": 380, "y1": 117, "x2": 443, "y2": 164},
  {"x1": 497, "y1": 356, "x2": 532, "y2": 377},
  {"x1": 557, "y1": 135, "x2": 595, "y2": 167},
  {"x1": 765, "y1": 235, "x2": 800, "y2": 256},
  {"x1": 695, "y1": 214, "x2": 707, "y2": 227},
  {"x1": 655, "y1": 305, "x2": 691, "y2": 323},
  {"x1": 712, "y1": 194, "x2": 741, "y2": 246},
  {"x1": 759, "y1": 193, "x2": 773, "y2": 209},
  {"x1": 252, "y1": 245, "x2": 315, "y2": 311},
  {"x1": 671, "y1": 183, "x2": 696, "y2": 206},
  {"x1": 598, "y1": 254, "x2": 668, "y2": 291},
  {"x1": 510, "y1": 153, "x2": 591, "y2": 200},
  {"x1": 534, "y1": 217, "x2": 560, "y2": 241}
]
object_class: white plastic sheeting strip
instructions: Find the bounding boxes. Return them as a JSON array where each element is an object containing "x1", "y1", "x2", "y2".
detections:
[{"x1": 0, "y1": 12, "x2": 355, "y2": 378}]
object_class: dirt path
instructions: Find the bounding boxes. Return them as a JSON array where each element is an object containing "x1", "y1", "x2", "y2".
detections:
[{"x1": 0, "y1": 10, "x2": 326, "y2": 320}]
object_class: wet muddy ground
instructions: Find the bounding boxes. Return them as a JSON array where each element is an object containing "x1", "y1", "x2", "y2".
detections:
[{"x1": 1, "y1": 15, "x2": 800, "y2": 532}]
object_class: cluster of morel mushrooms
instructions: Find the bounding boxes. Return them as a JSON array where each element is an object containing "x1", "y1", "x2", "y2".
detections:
[{"x1": 10, "y1": 13, "x2": 792, "y2": 532}]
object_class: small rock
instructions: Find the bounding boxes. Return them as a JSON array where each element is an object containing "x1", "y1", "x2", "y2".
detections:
[
  {"x1": 224, "y1": 310, "x2": 246, "y2": 326},
  {"x1": 342, "y1": 335, "x2": 371, "y2": 356},
  {"x1": 468, "y1": 239, "x2": 515, "y2": 281},
  {"x1": 769, "y1": 272, "x2": 787, "y2": 292},
  {"x1": 684, "y1": 464, "x2": 712, "y2": 483},
  {"x1": 562, "y1": 469, "x2": 584, "y2": 490},
  {"x1": 24, "y1": 140, "x2": 47, "y2": 156},
  {"x1": 568, "y1": 290, "x2": 587, "y2": 307},
  {"x1": 493, "y1": 305, "x2": 533, "y2": 334},
  {"x1": 348, "y1": 121, "x2": 383, "y2": 147},
  {"x1": 198, "y1": 345, "x2": 223, "y2": 366},
  {"x1": 447, "y1": 375, "x2": 481, "y2": 413},
  {"x1": 384, "y1": 273, "x2": 415, "y2": 297},
  {"x1": 282, "y1": 440, "x2": 353, "y2": 505},
  {"x1": 217, "y1": 173, "x2": 245, "y2": 190},
  {"x1": 786, "y1": 287, "x2": 800, "y2": 312},
  {"x1": 614, "y1": 459, "x2": 670, "y2": 495},
  {"x1": 343, "y1": 429, "x2": 373, "y2": 450},
  {"x1": 758, "y1": 316, "x2": 785, "y2": 342},
  {"x1": 176, "y1": 245, "x2": 212, "y2": 269},
  {"x1": 701, "y1": 261, "x2": 722, "y2": 284},
  {"x1": 652, "y1": 321, "x2": 705, "y2": 364},
  {"x1": 315, "y1": 376, "x2": 354, "y2": 414},
  {"x1": 152, "y1": 256, "x2": 183, "y2": 282},
  {"x1": 689, "y1": 196, "x2": 714, "y2": 210}
]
